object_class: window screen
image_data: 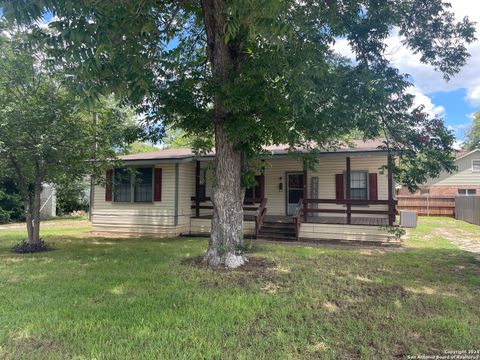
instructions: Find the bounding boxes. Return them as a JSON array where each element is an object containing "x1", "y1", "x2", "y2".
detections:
[
  {"x1": 134, "y1": 168, "x2": 153, "y2": 202},
  {"x1": 350, "y1": 172, "x2": 368, "y2": 200},
  {"x1": 472, "y1": 160, "x2": 480, "y2": 172},
  {"x1": 114, "y1": 168, "x2": 132, "y2": 202},
  {"x1": 114, "y1": 167, "x2": 153, "y2": 203},
  {"x1": 458, "y1": 189, "x2": 476, "y2": 196}
]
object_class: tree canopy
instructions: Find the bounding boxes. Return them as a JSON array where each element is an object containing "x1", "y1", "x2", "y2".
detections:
[
  {"x1": 1, "y1": 0, "x2": 475, "y2": 265},
  {"x1": 0, "y1": 26, "x2": 134, "y2": 248}
]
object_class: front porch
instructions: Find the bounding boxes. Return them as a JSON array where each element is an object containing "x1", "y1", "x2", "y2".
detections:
[{"x1": 190, "y1": 154, "x2": 399, "y2": 244}]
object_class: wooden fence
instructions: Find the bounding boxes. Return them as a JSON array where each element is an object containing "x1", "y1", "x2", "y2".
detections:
[
  {"x1": 455, "y1": 196, "x2": 480, "y2": 226},
  {"x1": 396, "y1": 195, "x2": 455, "y2": 217}
]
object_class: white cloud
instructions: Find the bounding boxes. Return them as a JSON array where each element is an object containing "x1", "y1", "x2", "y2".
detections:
[
  {"x1": 332, "y1": 0, "x2": 480, "y2": 107},
  {"x1": 453, "y1": 140, "x2": 464, "y2": 150},
  {"x1": 406, "y1": 86, "x2": 445, "y2": 118}
]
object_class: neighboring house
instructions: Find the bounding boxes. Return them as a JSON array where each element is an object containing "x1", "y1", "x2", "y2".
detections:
[
  {"x1": 398, "y1": 148, "x2": 480, "y2": 197},
  {"x1": 91, "y1": 140, "x2": 399, "y2": 244}
]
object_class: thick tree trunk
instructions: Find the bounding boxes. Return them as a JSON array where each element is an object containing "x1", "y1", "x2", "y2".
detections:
[
  {"x1": 204, "y1": 123, "x2": 245, "y2": 267},
  {"x1": 201, "y1": 0, "x2": 246, "y2": 267}
]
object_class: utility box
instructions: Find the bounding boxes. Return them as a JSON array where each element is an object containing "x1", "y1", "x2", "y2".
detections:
[{"x1": 400, "y1": 210, "x2": 417, "y2": 228}]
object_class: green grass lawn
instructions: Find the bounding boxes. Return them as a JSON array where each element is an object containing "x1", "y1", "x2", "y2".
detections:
[{"x1": 0, "y1": 217, "x2": 479, "y2": 359}]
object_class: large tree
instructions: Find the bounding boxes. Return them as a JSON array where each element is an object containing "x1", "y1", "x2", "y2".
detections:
[
  {"x1": 0, "y1": 27, "x2": 134, "y2": 251},
  {"x1": 2, "y1": 0, "x2": 475, "y2": 265}
]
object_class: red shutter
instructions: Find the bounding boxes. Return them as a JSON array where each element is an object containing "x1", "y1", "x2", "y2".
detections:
[
  {"x1": 254, "y1": 175, "x2": 265, "y2": 200},
  {"x1": 105, "y1": 169, "x2": 113, "y2": 202},
  {"x1": 335, "y1": 174, "x2": 344, "y2": 200},
  {"x1": 369, "y1": 173, "x2": 378, "y2": 200},
  {"x1": 154, "y1": 168, "x2": 162, "y2": 201}
]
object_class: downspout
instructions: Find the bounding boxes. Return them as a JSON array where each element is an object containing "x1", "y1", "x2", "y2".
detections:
[{"x1": 174, "y1": 163, "x2": 179, "y2": 226}]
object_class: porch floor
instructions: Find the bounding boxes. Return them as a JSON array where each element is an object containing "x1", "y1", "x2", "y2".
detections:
[{"x1": 193, "y1": 214, "x2": 388, "y2": 226}]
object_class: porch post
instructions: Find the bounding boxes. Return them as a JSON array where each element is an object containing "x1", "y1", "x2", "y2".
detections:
[
  {"x1": 346, "y1": 157, "x2": 351, "y2": 225},
  {"x1": 303, "y1": 162, "x2": 308, "y2": 222},
  {"x1": 195, "y1": 160, "x2": 200, "y2": 218},
  {"x1": 387, "y1": 154, "x2": 395, "y2": 225}
]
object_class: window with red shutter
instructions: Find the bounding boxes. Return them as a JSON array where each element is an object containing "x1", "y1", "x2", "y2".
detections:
[
  {"x1": 369, "y1": 173, "x2": 378, "y2": 200},
  {"x1": 154, "y1": 168, "x2": 162, "y2": 201},
  {"x1": 335, "y1": 174, "x2": 344, "y2": 200}
]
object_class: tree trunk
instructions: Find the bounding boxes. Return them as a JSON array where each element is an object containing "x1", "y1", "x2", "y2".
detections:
[
  {"x1": 31, "y1": 179, "x2": 42, "y2": 244},
  {"x1": 201, "y1": 0, "x2": 246, "y2": 267},
  {"x1": 24, "y1": 198, "x2": 35, "y2": 243},
  {"x1": 204, "y1": 123, "x2": 245, "y2": 267}
]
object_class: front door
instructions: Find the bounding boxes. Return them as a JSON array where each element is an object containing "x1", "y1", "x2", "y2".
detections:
[{"x1": 287, "y1": 173, "x2": 304, "y2": 215}]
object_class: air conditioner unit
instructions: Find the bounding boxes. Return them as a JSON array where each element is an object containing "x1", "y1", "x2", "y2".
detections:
[{"x1": 400, "y1": 210, "x2": 417, "y2": 228}]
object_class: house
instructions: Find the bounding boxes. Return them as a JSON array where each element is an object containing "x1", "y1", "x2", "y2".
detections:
[
  {"x1": 90, "y1": 140, "x2": 399, "y2": 244},
  {"x1": 398, "y1": 148, "x2": 480, "y2": 197}
]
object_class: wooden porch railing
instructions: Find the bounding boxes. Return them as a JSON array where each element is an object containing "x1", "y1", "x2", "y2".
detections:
[
  {"x1": 191, "y1": 197, "x2": 261, "y2": 213},
  {"x1": 303, "y1": 198, "x2": 397, "y2": 225},
  {"x1": 255, "y1": 198, "x2": 268, "y2": 237},
  {"x1": 293, "y1": 199, "x2": 303, "y2": 241},
  {"x1": 191, "y1": 196, "x2": 269, "y2": 238}
]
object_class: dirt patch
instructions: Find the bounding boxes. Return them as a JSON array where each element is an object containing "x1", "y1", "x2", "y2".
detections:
[
  {"x1": 432, "y1": 228, "x2": 480, "y2": 256},
  {"x1": 181, "y1": 255, "x2": 276, "y2": 273},
  {"x1": 181, "y1": 256, "x2": 281, "y2": 289}
]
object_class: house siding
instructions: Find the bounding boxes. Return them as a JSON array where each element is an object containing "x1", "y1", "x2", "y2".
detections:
[
  {"x1": 264, "y1": 155, "x2": 390, "y2": 217},
  {"x1": 91, "y1": 153, "x2": 392, "y2": 236},
  {"x1": 398, "y1": 150, "x2": 480, "y2": 196},
  {"x1": 424, "y1": 151, "x2": 480, "y2": 187},
  {"x1": 92, "y1": 163, "x2": 192, "y2": 236}
]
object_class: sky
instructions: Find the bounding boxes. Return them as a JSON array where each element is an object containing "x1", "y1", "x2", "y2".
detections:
[{"x1": 333, "y1": 0, "x2": 480, "y2": 144}]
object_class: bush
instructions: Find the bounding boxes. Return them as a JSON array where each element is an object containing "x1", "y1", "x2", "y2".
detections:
[
  {"x1": 0, "y1": 180, "x2": 24, "y2": 224},
  {"x1": 12, "y1": 239, "x2": 52, "y2": 253},
  {"x1": 56, "y1": 179, "x2": 89, "y2": 216}
]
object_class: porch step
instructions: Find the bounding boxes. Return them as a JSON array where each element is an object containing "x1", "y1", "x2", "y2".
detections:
[
  {"x1": 257, "y1": 234, "x2": 297, "y2": 241},
  {"x1": 258, "y1": 221, "x2": 297, "y2": 241}
]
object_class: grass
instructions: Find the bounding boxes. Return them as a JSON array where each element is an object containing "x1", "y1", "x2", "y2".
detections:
[{"x1": 0, "y1": 217, "x2": 479, "y2": 359}]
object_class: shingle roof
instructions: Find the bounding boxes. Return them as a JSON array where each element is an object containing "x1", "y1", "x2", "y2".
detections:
[{"x1": 118, "y1": 139, "x2": 387, "y2": 162}]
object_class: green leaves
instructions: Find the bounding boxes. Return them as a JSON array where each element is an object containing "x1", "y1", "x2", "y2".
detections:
[
  {"x1": 0, "y1": 0, "x2": 475, "y2": 190},
  {"x1": 0, "y1": 27, "x2": 135, "y2": 195}
]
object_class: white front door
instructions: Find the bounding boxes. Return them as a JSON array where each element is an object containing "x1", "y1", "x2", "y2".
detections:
[{"x1": 286, "y1": 173, "x2": 304, "y2": 215}]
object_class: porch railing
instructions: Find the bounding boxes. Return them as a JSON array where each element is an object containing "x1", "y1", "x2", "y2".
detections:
[
  {"x1": 255, "y1": 198, "x2": 268, "y2": 237},
  {"x1": 301, "y1": 198, "x2": 397, "y2": 225},
  {"x1": 293, "y1": 199, "x2": 303, "y2": 241},
  {"x1": 191, "y1": 197, "x2": 261, "y2": 216},
  {"x1": 191, "y1": 196, "x2": 268, "y2": 238}
]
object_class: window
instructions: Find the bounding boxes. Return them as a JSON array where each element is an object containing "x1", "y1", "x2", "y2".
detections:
[
  {"x1": 134, "y1": 168, "x2": 153, "y2": 202},
  {"x1": 349, "y1": 171, "x2": 368, "y2": 200},
  {"x1": 113, "y1": 168, "x2": 153, "y2": 203},
  {"x1": 458, "y1": 189, "x2": 477, "y2": 196},
  {"x1": 114, "y1": 168, "x2": 132, "y2": 202},
  {"x1": 472, "y1": 160, "x2": 480, "y2": 172}
]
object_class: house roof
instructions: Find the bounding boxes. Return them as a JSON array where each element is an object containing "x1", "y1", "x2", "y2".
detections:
[
  {"x1": 454, "y1": 148, "x2": 480, "y2": 161},
  {"x1": 119, "y1": 139, "x2": 387, "y2": 162}
]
